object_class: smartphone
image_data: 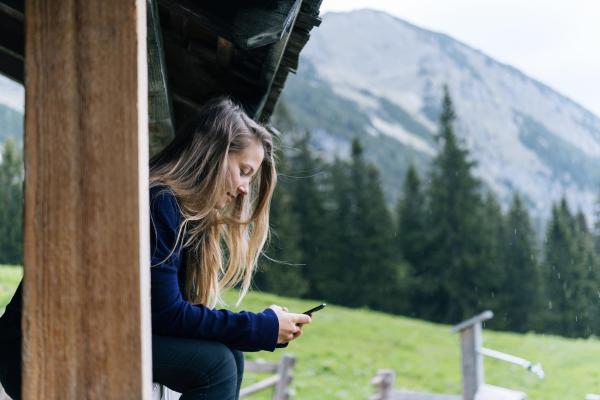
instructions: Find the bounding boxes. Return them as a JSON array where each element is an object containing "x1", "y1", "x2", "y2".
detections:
[{"x1": 303, "y1": 303, "x2": 326, "y2": 315}]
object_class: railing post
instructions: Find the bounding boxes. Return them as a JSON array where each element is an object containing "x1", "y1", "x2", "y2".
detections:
[
  {"x1": 370, "y1": 369, "x2": 396, "y2": 400},
  {"x1": 272, "y1": 354, "x2": 295, "y2": 400},
  {"x1": 451, "y1": 311, "x2": 493, "y2": 400}
]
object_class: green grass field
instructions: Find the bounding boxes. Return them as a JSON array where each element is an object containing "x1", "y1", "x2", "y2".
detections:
[
  {"x1": 0, "y1": 265, "x2": 21, "y2": 314},
  {"x1": 1, "y1": 266, "x2": 599, "y2": 399}
]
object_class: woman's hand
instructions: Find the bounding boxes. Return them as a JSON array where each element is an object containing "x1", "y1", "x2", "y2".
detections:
[{"x1": 269, "y1": 305, "x2": 311, "y2": 344}]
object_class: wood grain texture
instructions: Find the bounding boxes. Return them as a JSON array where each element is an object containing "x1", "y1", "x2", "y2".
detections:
[
  {"x1": 459, "y1": 324, "x2": 483, "y2": 400},
  {"x1": 23, "y1": 1, "x2": 150, "y2": 399}
]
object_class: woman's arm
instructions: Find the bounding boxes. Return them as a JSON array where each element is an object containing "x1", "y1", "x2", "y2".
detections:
[{"x1": 150, "y1": 187, "x2": 279, "y2": 352}]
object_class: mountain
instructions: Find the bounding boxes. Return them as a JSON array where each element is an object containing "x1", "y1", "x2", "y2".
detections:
[
  {"x1": 0, "y1": 76, "x2": 24, "y2": 147},
  {"x1": 280, "y1": 9, "x2": 600, "y2": 221}
]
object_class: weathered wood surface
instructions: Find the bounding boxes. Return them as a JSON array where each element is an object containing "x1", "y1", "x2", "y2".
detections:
[
  {"x1": 451, "y1": 311, "x2": 493, "y2": 400},
  {"x1": 271, "y1": 354, "x2": 295, "y2": 400},
  {"x1": 458, "y1": 323, "x2": 483, "y2": 400},
  {"x1": 23, "y1": 1, "x2": 151, "y2": 399},
  {"x1": 475, "y1": 384, "x2": 526, "y2": 400},
  {"x1": 390, "y1": 391, "x2": 461, "y2": 400},
  {"x1": 148, "y1": 0, "x2": 175, "y2": 156},
  {"x1": 240, "y1": 375, "x2": 281, "y2": 397},
  {"x1": 370, "y1": 370, "x2": 460, "y2": 400}
]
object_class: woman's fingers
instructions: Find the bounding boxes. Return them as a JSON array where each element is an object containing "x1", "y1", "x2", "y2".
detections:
[
  {"x1": 273, "y1": 309, "x2": 312, "y2": 344},
  {"x1": 294, "y1": 313, "x2": 311, "y2": 325}
]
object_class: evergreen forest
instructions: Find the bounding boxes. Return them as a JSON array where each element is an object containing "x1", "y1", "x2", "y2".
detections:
[{"x1": 1, "y1": 88, "x2": 600, "y2": 338}]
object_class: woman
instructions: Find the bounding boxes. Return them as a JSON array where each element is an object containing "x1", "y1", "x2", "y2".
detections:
[
  {"x1": 0, "y1": 97, "x2": 311, "y2": 400},
  {"x1": 149, "y1": 97, "x2": 311, "y2": 400}
]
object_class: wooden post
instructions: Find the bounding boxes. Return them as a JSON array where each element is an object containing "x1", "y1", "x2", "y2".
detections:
[
  {"x1": 272, "y1": 354, "x2": 295, "y2": 400},
  {"x1": 451, "y1": 311, "x2": 493, "y2": 400},
  {"x1": 23, "y1": 1, "x2": 151, "y2": 399},
  {"x1": 370, "y1": 369, "x2": 396, "y2": 400},
  {"x1": 458, "y1": 323, "x2": 482, "y2": 400}
]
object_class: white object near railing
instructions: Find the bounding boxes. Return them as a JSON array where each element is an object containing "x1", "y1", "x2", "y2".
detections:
[
  {"x1": 370, "y1": 369, "x2": 460, "y2": 400},
  {"x1": 586, "y1": 394, "x2": 600, "y2": 400},
  {"x1": 152, "y1": 354, "x2": 296, "y2": 400},
  {"x1": 450, "y1": 311, "x2": 528, "y2": 400}
]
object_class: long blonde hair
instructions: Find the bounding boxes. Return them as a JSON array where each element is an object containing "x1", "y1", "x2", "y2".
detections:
[{"x1": 149, "y1": 97, "x2": 276, "y2": 307}]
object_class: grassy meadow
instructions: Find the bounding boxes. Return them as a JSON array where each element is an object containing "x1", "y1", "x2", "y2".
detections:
[{"x1": 1, "y1": 265, "x2": 599, "y2": 399}]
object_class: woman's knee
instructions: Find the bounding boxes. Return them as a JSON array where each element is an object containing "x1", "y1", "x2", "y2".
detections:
[
  {"x1": 230, "y1": 348, "x2": 244, "y2": 379},
  {"x1": 153, "y1": 336, "x2": 239, "y2": 398},
  {"x1": 203, "y1": 343, "x2": 239, "y2": 387}
]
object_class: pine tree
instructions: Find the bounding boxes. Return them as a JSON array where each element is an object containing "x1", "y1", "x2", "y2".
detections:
[
  {"x1": 477, "y1": 192, "x2": 506, "y2": 321},
  {"x1": 395, "y1": 164, "x2": 428, "y2": 313},
  {"x1": 361, "y1": 164, "x2": 400, "y2": 312},
  {"x1": 572, "y1": 210, "x2": 600, "y2": 336},
  {"x1": 542, "y1": 201, "x2": 575, "y2": 335},
  {"x1": 541, "y1": 199, "x2": 600, "y2": 337},
  {"x1": 0, "y1": 139, "x2": 23, "y2": 265},
  {"x1": 498, "y1": 193, "x2": 541, "y2": 332},
  {"x1": 422, "y1": 86, "x2": 488, "y2": 323},
  {"x1": 396, "y1": 164, "x2": 426, "y2": 267},
  {"x1": 256, "y1": 145, "x2": 308, "y2": 297},
  {"x1": 318, "y1": 139, "x2": 401, "y2": 312},
  {"x1": 286, "y1": 131, "x2": 328, "y2": 298},
  {"x1": 314, "y1": 157, "x2": 354, "y2": 302}
]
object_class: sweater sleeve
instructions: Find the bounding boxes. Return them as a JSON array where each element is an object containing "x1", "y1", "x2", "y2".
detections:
[{"x1": 149, "y1": 186, "x2": 279, "y2": 352}]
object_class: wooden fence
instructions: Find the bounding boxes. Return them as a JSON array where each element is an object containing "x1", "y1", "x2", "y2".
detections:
[{"x1": 370, "y1": 311, "x2": 529, "y2": 400}]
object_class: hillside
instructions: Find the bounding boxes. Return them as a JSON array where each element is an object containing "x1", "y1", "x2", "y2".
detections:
[
  {"x1": 1, "y1": 266, "x2": 599, "y2": 399},
  {"x1": 281, "y1": 9, "x2": 600, "y2": 221}
]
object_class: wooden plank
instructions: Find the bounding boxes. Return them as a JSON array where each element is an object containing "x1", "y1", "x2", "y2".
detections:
[
  {"x1": 390, "y1": 390, "x2": 461, "y2": 400},
  {"x1": 240, "y1": 375, "x2": 280, "y2": 398},
  {"x1": 0, "y1": 4, "x2": 24, "y2": 82},
  {"x1": 272, "y1": 354, "x2": 295, "y2": 400},
  {"x1": 475, "y1": 384, "x2": 526, "y2": 400},
  {"x1": 458, "y1": 324, "x2": 483, "y2": 400},
  {"x1": 451, "y1": 311, "x2": 493, "y2": 333},
  {"x1": 148, "y1": 0, "x2": 175, "y2": 155},
  {"x1": 23, "y1": 1, "x2": 151, "y2": 399},
  {"x1": 244, "y1": 360, "x2": 279, "y2": 374}
]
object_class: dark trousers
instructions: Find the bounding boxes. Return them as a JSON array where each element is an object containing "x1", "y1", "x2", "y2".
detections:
[
  {"x1": 2, "y1": 288, "x2": 244, "y2": 399},
  {"x1": 0, "y1": 345, "x2": 20, "y2": 400},
  {"x1": 153, "y1": 335, "x2": 244, "y2": 400},
  {"x1": 0, "y1": 335, "x2": 244, "y2": 400},
  {"x1": 0, "y1": 281, "x2": 21, "y2": 400}
]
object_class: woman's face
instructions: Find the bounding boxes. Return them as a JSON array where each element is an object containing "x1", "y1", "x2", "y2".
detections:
[{"x1": 217, "y1": 138, "x2": 265, "y2": 209}]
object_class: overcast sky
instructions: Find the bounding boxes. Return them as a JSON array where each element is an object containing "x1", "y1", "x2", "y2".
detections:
[{"x1": 320, "y1": 0, "x2": 600, "y2": 117}]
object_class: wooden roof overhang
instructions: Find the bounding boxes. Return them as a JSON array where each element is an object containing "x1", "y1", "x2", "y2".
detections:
[{"x1": 0, "y1": 0, "x2": 322, "y2": 151}]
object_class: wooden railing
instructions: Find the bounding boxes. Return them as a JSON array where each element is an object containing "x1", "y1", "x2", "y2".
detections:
[
  {"x1": 370, "y1": 369, "x2": 460, "y2": 400},
  {"x1": 241, "y1": 354, "x2": 296, "y2": 399},
  {"x1": 370, "y1": 311, "x2": 532, "y2": 400},
  {"x1": 152, "y1": 354, "x2": 296, "y2": 400}
]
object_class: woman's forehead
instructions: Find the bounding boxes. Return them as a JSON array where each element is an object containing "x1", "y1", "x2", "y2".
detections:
[{"x1": 232, "y1": 139, "x2": 264, "y2": 166}]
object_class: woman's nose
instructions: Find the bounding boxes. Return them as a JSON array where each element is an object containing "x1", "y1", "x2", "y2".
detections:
[{"x1": 237, "y1": 182, "x2": 249, "y2": 196}]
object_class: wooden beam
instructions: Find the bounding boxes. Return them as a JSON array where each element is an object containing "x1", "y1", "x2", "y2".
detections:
[
  {"x1": 216, "y1": 36, "x2": 233, "y2": 68},
  {"x1": 148, "y1": 0, "x2": 175, "y2": 156},
  {"x1": 23, "y1": 1, "x2": 151, "y2": 399}
]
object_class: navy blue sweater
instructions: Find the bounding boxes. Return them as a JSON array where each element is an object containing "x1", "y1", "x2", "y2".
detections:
[{"x1": 150, "y1": 185, "x2": 279, "y2": 352}]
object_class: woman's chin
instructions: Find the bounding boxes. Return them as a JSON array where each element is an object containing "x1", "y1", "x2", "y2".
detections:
[{"x1": 215, "y1": 197, "x2": 231, "y2": 210}]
